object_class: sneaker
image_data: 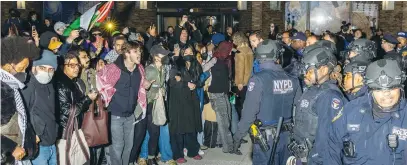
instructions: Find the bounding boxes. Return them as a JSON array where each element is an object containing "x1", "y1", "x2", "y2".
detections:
[
  {"x1": 198, "y1": 149, "x2": 205, "y2": 155},
  {"x1": 148, "y1": 158, "x2": 159, "y2": 165},
  {"x1": 176, "y1": 158, "x2": 187, "y2": 164},
  {"x1": 137, "y1": 158, "x2": 148, "y2": 165},
  {"x1": 192, "y1": 155, "x2": 203, "y2": 160},
  {"x1": 166, "y1": 159, "x2": 178, "y2": 165},
  {"x1": 200, "y1": 145, "x2": 209, "y2": 150},
  {"x1": 183, "y1": 148, "x2": 188, "y2": 156}
]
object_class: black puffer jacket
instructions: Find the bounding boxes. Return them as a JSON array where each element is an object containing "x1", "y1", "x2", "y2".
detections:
[{"x1": 55, "y1": 71, "x2": 91, "y2": 139}]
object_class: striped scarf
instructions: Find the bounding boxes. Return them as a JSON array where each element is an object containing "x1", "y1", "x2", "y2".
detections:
[{"x1": 0, "y1": 69, "x2": 27, "y2": 165}]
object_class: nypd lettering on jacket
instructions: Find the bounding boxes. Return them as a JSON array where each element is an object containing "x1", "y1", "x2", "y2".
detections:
[{"x1": 273, "y1": 79, "x2": 294, "y2": 94}]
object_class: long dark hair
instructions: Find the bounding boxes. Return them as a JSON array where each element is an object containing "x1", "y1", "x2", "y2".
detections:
[{"x1": 175, "y1": 44, "x2": 202, "y2": 83}]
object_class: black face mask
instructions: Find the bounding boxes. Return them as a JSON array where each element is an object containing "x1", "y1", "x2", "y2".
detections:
[
  {"x1": 14, "y1": 72, "x2": 27, "y2": 84},
  {"x1": 183, "y1": 55, "x2": 193, "y2": 62},
  {"x1": 161, "y1": 56, "x2": 170, "y2": 65},
  {"x1": 201, "y1": 53, "x2": 208, "y2": 60}
]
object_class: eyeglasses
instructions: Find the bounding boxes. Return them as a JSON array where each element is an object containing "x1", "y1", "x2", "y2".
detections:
[
  {"x1": 93, "y1": 33, "x2": 102, "y2": 36},
  {"x1": 64, "y1": 63, "x2": 82, "y2": 69}
]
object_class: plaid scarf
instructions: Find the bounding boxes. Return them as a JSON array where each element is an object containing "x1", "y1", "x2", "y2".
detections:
[
  {"x1": 104, "y1": 50, "x2": 120, "y2": 64},
  {"x1": 96, "y1": 63, "x2": 147, "y2": 123},
  {"x1": 0, "y1": 69, "x2": 27, "y2": 165}
]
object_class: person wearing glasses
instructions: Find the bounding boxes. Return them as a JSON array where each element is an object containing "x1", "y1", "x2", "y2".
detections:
[
  {"x1": 82, "y1": 27, "x2": 110, "y2": 59},
  {"x1": 55, "y1": 51, "x2": 98, "y2": 140},
  {"x1": 20, "y1": 50, "x2": 59, "y2": 165}
]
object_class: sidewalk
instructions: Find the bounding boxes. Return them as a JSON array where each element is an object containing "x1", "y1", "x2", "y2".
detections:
[{"x1": 158, "y1": 140, "x2": 253, "y2": 165}]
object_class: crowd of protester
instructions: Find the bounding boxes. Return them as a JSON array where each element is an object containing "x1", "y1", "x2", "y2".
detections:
[{"x1": 2, "y1": 7, "x2": 407, "y2": 165}]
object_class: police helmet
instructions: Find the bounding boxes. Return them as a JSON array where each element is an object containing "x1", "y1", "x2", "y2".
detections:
[
  {"x1": 365, "y1": 59, "x2": 405, "y2": 89},
  {"x1": 255, "y1": 39, "x2": 284, "y2": 61},
  {"x1": 343, "y1": 61, "x2": 369, "y2": 75},
  {"x1": 316, "y1": 40, "x2": 337, "y2": 55},
  {"x1": 302, "y1": 44, "x2": 337, "y2": 71},
  {"x1": 347, "y1": 39, "x2": 377, "y2": 63}
]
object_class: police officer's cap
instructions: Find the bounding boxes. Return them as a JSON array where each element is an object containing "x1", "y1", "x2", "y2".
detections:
[
  {"x1": 397, "y1": 31, "x2": 407, "y2": 38},
  {"x1": 255, "y1": 39, "x2": 284, "y2": 61},
  {"x1": 365, "y1": 59, "x2": 405, "y2": 89},
  {"x1": 302, "y1": 44, "x2": 337, "y2": 69},
  {"x1": 383, "y1": 34, "x2": 399, "y2": 45},
  {"x1": 347, "y1": 39, "x2": 377, "y2": 62},
  {"x1": 343, "y1": 61, "x2": 369, "y2": 75}
]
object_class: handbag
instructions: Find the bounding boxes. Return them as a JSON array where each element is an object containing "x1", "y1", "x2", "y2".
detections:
[
  {"x1": 57, "y1": 94, "x2": 90, "y2": 165},
  {"x1": 152, "y1": 89, "x2": 167, "y2": 126},
  {"x1": 81, "y1": 97, "x2": 109, "y2": 147}
]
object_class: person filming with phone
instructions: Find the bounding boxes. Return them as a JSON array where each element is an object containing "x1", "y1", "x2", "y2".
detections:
[{"x1": 169, "y1": 15, "x2": 203, "y2": 52}]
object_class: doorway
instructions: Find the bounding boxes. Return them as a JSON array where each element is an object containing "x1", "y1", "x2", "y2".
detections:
[{"x1": 157, "y1": 13, "x2": 238, "y2": 35}]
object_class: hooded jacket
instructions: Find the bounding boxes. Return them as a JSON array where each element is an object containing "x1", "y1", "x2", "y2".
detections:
[
  {"x1": 39, "y1": 31, "x2": 71, "y2": 57},
  {"x1": 21, "y1": 72, "x2": 58, "y2": 146}
]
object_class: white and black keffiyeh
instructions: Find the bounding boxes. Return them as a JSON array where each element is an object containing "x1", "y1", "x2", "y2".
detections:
[{"x1": 0, "y1": 69, "x2": 27, "y2": 165}]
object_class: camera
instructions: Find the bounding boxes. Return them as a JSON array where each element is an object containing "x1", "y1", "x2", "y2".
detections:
[{"x1": 75, "y1": 28, "x2": 90, "y2": 43}]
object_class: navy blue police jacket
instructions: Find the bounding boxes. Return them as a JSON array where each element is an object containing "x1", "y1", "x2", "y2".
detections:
[
  {"x1": 326, "y1": 93, "x2": 407, "y2": 165},
  {"x1": 233, "y1": 61, "x2": 302, "y2": 141},
  {"x1": 291, "y1": 80, "x2": 347, "y2": 164}
]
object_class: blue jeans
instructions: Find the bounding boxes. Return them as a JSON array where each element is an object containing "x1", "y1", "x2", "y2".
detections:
[
  {"x1": 109, "y1": 115, "x2": 135, "y2": 165},
  {"x1": 197, "y1": 119, "x2": 204, "y2": 146},
  {"x1": 31, "y1": 145, "x2": 57, "y2": 165},
  {"x1": 231, "y1": 103, "x2": 238, "y2": 135},
  {"x1": 140, "y1": 124, "x2": 173, "y2": 162}
]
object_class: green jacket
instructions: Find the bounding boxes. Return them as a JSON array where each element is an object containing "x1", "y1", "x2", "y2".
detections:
[{"x1": 145, "y1": 64, "x2": 165, "y2": 103}]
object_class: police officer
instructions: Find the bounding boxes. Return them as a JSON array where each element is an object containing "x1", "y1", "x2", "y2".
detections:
[
  {"x1": 233, "y1": 40, "x2": 302, "y2": 165},
  {"x1": 326, "y1": 59, "x2": 407, "y2": 165},
  {"x1": 396, "y1": 31, "x2": 407, "y2": 55},
  {"x1": 344, "y1": 39, "x2": 377, "y2": 65},
  {"x1": 382, "y1": 34, "x2": 400, "y2": 61},
  {"x1": 286, "y1": 45, "x2": 347, "y2": 165},
  {"x1": 342, "y1": 61, "x2": 370, "y2": 101}
]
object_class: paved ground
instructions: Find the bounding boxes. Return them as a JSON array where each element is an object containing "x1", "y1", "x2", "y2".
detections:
[{"x1": 156, "y1": 139, "x2": 253, "y2": 165}]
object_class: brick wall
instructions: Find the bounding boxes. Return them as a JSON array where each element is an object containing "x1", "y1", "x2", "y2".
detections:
[
  {"x1": 261, "y1": 1, "x2": 285, "y2": 38},
  {"x1": 403, "y1": 2, "x2": 407, "y2": 31},
  {"x1": 238, "y1": 1, "x2": 252, "y2": 33},
  {"x1": 378, "y1": 1, "x2": 406, "y2": 35},
  {"x1": 1, "y1": 1, "x2": 43, "y2": 24},
  {"x1": 251, "y1": 1, "x2": 263, "y2": 31},
  {"x1": 114, "y1": 1, "x2": 157, "y2": 32}
]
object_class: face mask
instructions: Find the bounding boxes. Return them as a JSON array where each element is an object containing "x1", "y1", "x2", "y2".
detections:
[
  {"x1": 201, "y1": 53, "x2": 208, "y2": 60},
  {"x1": 14, "y1": 72, "x2": 27, "y2": 83},
  {"x1": 48, "y1": 40, "x2": 62, "y2": 50},
  {"x1": 161, "y1": 56, "x2": 170, "y2": 65},
  {"x1": 34, "y1": 70, "x2": 53, "y2": 84},
  {"x1": 183, "y1": 55, "x2": 193, "y2": 62}
]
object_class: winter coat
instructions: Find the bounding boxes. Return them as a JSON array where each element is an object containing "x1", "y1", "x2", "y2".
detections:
[
  {"x1": 55, "y1": 71, "x2": 92, "y2": 139},
  {"x1": 168, "y1": 65, "x2": 203, "y2": 134},
  {"x1": 234, "y1": 45, "x2": 254, "y2": 86},
  {"x1": 21, "y1": 72, "x2": 58, "y2": 146},
  {"x1": 1, "y1": 70, "x2": 37, "y2": 164}
]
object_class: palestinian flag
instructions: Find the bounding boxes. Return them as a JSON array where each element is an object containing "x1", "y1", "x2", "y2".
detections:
[{"x1": 63, "y1": 1, "x2": 114, "y2": 36}]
